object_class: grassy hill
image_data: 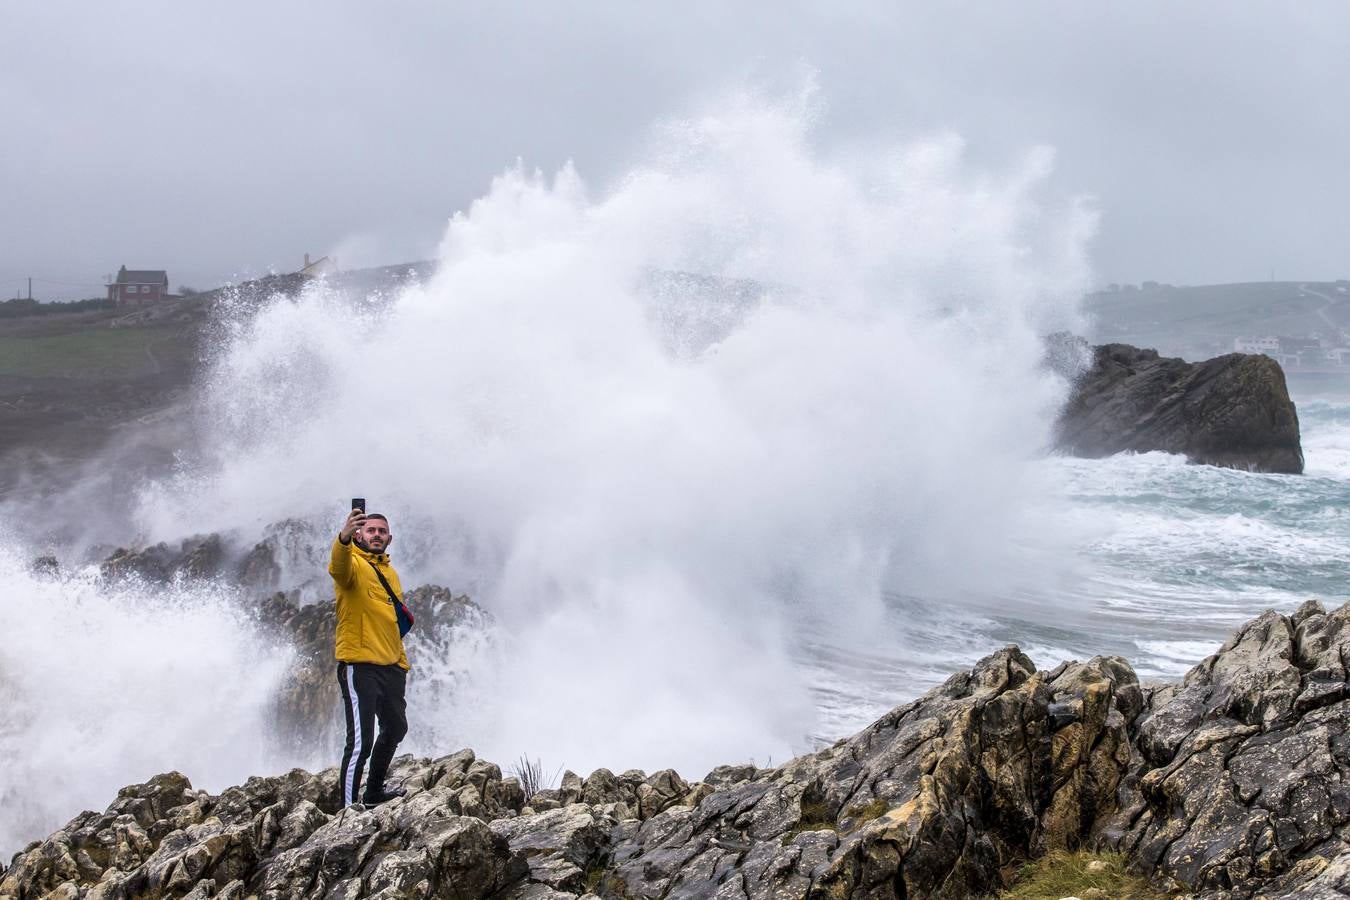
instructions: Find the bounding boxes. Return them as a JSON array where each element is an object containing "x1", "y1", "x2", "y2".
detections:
[
  {"x1": 0, "y1": 319, "x2": 193, "y2": 379},
  {"x1": 0, "y1": 296, "x2": 211, "y2": 500}
]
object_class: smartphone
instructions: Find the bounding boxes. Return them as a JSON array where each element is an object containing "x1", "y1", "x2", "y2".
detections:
[{"x1": 351, "y1": 497, "x2": 366, "y2": 513}]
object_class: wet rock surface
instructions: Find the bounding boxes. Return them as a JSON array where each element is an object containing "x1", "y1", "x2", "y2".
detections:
[
  {"x1": 1101, "y1": 600, "x2": 1350, "y2": 898},
  {"x1": 1056, "y1": 342, "x2": 1304, "y2": 474},
  {"x1": 6, "y1": 602, "x2": 1350, "y2": 899}
]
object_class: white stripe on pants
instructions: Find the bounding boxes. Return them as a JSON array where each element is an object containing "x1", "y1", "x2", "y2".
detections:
[{"x1": 343, "y1": 664, "x2": 362, "y2": 805}]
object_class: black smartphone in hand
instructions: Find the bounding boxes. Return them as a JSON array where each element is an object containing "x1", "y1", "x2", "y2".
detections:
[{"x1": 351, "y1": 498, "x2": 366, "y2": 513}]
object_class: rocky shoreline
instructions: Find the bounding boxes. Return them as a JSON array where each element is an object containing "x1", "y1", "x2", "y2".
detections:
[{"x1": 6, "y1": 601, "x2": 1350, "y2": 899}]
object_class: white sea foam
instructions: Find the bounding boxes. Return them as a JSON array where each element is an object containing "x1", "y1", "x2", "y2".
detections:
[
  {"x1": 0, "y1": 553, "x2": 299, "y2": 855},
  {"x1": 1302, "y1": 425, "x2": 1350, "y2": 479},
  {"x1": 1133, "y1": 640, "x2": 1224, "y2": 678}
]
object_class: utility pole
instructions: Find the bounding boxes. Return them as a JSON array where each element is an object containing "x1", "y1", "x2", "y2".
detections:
[{"x1": 27, "y1": 277, "x2": 32, "y2": 300}]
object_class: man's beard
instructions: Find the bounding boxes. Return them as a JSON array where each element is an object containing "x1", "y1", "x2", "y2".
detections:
[{"x1": 354, "y1": 536, "x2": 387, "y2": 553}]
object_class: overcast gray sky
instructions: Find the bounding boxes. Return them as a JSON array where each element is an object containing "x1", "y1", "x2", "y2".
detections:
[{"x1": 3, "y1": 1, "x2": 1347, "y2": 300}]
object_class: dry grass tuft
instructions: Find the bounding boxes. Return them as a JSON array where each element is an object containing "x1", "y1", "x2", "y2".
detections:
[
  {"x1": 1000, "y1": 849, "x2": 1168, "y2": 899},
  {"x1": 509, "y1": 755, "x2": 559, "y2": 803}
]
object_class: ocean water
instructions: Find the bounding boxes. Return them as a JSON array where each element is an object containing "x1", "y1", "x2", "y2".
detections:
[{"x1": 802, "y1": 378, "x2": 1350, "y2": 741}]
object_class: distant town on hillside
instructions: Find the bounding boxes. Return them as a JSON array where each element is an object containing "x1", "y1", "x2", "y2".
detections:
[{"x1": 1085, "y1": 280, "x2": 1350, "y2": 370}]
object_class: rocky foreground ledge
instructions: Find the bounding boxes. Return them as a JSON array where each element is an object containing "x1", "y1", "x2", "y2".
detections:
[{"x1": 6, "y1": 602, "x2": 1350, "y2": 900}]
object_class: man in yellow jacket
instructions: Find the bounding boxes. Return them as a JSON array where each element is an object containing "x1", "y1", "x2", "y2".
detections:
[{"x1": 330, "y1": 507, "x2": 410, "y2": 805}]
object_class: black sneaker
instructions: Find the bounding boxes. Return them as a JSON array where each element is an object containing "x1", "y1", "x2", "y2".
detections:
[{"x1": 362, "y1": 785, "x2": 405, "y2": 804}]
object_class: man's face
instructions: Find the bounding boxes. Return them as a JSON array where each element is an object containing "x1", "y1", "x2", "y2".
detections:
[{"x1": 359, "y1": 517, "x2": 392, "y2": 552}]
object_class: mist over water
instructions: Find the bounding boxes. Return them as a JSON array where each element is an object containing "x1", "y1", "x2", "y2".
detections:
[{"x1": 3, "y1": 94, "x2": 1099, "y2": 853}]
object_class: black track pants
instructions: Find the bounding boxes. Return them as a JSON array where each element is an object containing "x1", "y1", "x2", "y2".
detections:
[{"x1": 337, "y1": 661, "x2": 408, "y2": 805}]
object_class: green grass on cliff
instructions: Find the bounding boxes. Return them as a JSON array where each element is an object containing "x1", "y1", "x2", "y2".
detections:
[
  {"x1": 999, "y1": 850, "x2": 1168, "y2": 899},
  {"x1": 0, "y1": 325, "x2": 187, "y2": 378}
]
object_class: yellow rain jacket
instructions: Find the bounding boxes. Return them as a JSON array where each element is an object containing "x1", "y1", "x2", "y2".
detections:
[{"x1": 329, "y1": 536, "x2": 410, "y2": 670}]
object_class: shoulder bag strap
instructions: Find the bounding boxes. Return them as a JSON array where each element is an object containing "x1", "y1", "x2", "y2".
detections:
[{"x1": 365, "y1": 558, "x2": 415, "y2": 637}]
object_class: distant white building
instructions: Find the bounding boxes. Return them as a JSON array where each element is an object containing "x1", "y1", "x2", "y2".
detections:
[
  {"x1": 1235, "y1": 336, "x2": 1280, "y2": 354},
  {"x1": 300, "y1": 253, "x2": 339, "y2": 277}
]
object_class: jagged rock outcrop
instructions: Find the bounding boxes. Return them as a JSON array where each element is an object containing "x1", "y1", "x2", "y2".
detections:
[
  {"x1": 1101, "y1": 600, "x2": 1350, "y2": 897},
  {"x1": 1056, "y1": 342, "x2": 1304, "y2": 474},
  {"x1": 260, "y1": 585, "x2": 489, "y2": 747},
  {"x1": 92, "y1": 520, "x2": 327, "y2": 593},
  {"x1": 7, "y1": 602, "x2": 1350, "y2": 899},
  {"x1": 93, "y1": 520, "x2": 309, "y2": 591},
  {"x1": 594, "y1": 648, "x2": 1142, "y2": 900},
  {"x1": 99, "y1": 535, "x2": 226, "y2": 584}
]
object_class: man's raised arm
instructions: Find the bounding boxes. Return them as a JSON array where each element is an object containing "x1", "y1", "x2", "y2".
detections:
[{"x1": 329, "y1": 508, "x2": 366, "y2": 586}]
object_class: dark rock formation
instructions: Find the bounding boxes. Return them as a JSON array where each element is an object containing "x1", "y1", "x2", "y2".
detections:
[
  {"x1": 92, "y1": 520, "x2": 326, "y2": 592},
  {"x1": 1056, "y1": 342, "x2": 1304, "y2": 474},
  {"x1": 260, "y1": 585, "x2": 488, "y2": 748},
  {"x1": 98, "y1": 534, "x2": 242, "y2": 586},
  {"x1": 7, "y1": 602, "x2": 1350, "y2": 899}
]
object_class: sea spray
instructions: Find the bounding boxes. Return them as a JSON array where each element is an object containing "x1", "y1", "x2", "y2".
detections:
[
  {"x1": 145, "y1": 95, "x2": 1085, "y2": 766},
  {"x1": 134, "y1": 93, "x2": 1093, "y2": 773},
  {"x1": 0, "y1": 554, "x2": 299, "y2": 856},
  {"x1": 4, "y1": 91, "x2": 1098, "y2": 851}
]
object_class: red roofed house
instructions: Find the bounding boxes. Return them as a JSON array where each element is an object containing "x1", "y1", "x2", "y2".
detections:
[{"x1": 108, "y1": 265, "x2": 169, "y2": 306}]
